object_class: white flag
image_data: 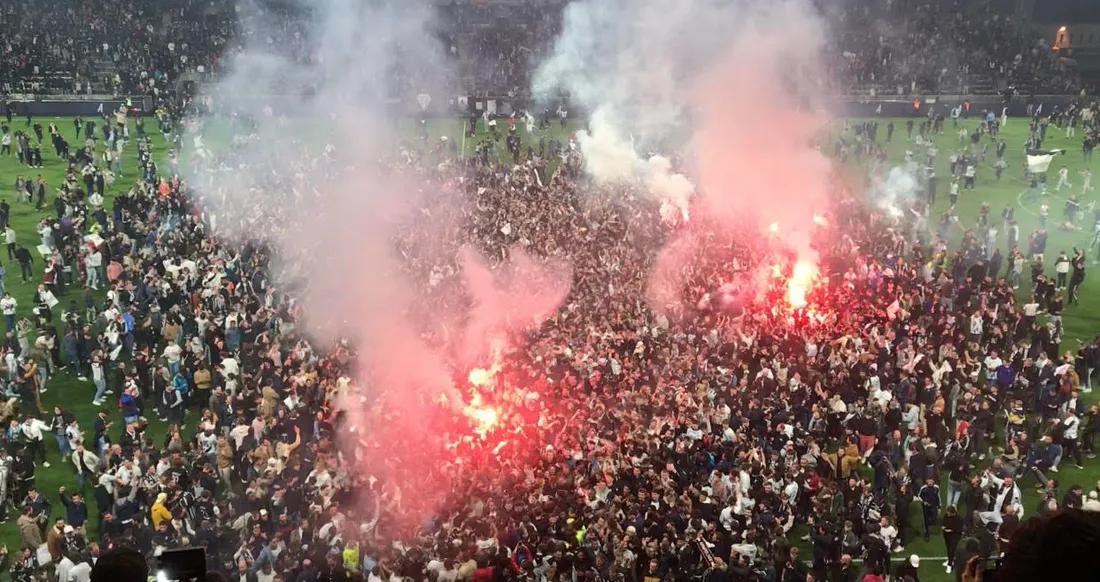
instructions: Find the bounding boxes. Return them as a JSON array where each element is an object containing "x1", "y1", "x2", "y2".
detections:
[{"x1": 1026, "y1": 149, "x2": 1064, "y2": 173}]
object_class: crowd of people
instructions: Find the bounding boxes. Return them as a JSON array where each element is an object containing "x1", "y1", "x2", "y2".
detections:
[
  {"x1": 0, "y1": 85, "x2": 1097, "y2": 582},
  {"x1": 0, "y1": 0, "x2": 1084, "y2": 100},
  {"x1": 826, "y1": 0, "x2": 1078, "y2": 96}
]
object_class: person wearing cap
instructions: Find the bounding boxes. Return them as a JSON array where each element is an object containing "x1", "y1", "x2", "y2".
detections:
[
  {"x1": 56, "y1": 537, "x2": 76, "y2": 582},
  {"x1": 893, "y1": 554, "x2": 919, "y2": 581}
]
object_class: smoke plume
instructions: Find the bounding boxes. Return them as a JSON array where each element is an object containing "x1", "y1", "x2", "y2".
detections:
[
  {"x1": 182, "y1": 0, "x2": 572, "y2": 522},
  {"x1": 535, "y1": 0, "x2": 837, "y2": 309}
]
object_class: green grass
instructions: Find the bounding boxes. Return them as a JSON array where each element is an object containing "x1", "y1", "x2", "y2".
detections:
[
  {"x1": 0, "y1": 116, "x2": 160, "y2": 551},
  {"x1": 0, "y1": 114, "x2": 1096, "y2": 582}
]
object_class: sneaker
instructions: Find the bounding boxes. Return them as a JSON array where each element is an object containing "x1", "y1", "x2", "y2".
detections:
[
  {"x1": 1088, "y1": 453, "x2": 1097, "y2": 459},
  {"x1": 77, "y1": 376, "x2": 87, "y2": 382},
  {"x1": 38, "y1": 388, "x2": 46, "y2": 394},
  {"x1": 42, "y1": 461, "x2": 50, "y2": 468},
  {"x1": 1051, "y1": 466, "x2": 1059, "y2": 473},
  {"x1": 946, "y1": 566, "x2": 952, "y2": 574},
  {"x1": 1075, "y1": 464, "x2": 1084, "y2": 469},
  {"x1": 105, "y1": 390, "x2": 114, "y2": 395}
]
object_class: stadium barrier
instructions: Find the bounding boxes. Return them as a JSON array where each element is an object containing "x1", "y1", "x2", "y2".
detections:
[
  {"x1": 0, "y1": 92, "x2": 1080, "y2": 119},
  {"x1": 2, "y1": 95, "x2": 152, "y2": 117},
  {"x1": 835, "y1": 94, "x2": 1081, "y2": 117},
  {"x1": 189, "y1": 92, "x2": 1082, "y2": 119}
]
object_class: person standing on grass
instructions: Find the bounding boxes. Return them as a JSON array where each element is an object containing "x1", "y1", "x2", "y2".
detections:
[
  {"x1": 939, "y1": 505, "x2": 962, "y2": 574},
  {"x1": 84, "y1": 246, "x2": 102, "y2": 290},
  {"x1": 90, "y1": 354, "x2": 107, "y2": 406},
  {"x1": 0, "y1": 227, "x2": 14, "y2": 267},
  {"x1": 20, "y1": 414, "x2": 50, "y2": 468},
  {"x1": 33, "y1": 284, "x2": 57, "y2": 324},
  {"x1": 162, "y1": 383, "x2": 184, "y2": 426},
  {"x1": 14, "y1": 245, "x2": 32, "y2": 283},
  {"x1": 1063, "y1": 409, "x2": 1084, "y2": 469},
  {"x1": 1067, "y1": 248, "x2": 1085, "y2": 305},
  {"x1": 1051, "y1": 251, "x2": 1070, "y2": 290},
  {"x1": 49, "y1": 406, "x2": 71, "y2": 458},
  {"x1": 1, "y1": 292, "x2": 16, "y2": 331},
  {"x1": 18, "y1": 357, "x2": 43, "y2": 414},
  {"x1": 917, "y1": 476, "x2": 941, "y2": 541},
  {"x1": 91, "y1": 410, "x2": 110, "y2": 457}
]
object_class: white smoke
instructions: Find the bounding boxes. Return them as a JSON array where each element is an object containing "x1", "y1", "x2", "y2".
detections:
[
  {"x1": 874, "y1": 166, "x2": 923, "y2": 218},
  {"x1": 534, "y1": 0, "x2": 830, "y2": 226}
]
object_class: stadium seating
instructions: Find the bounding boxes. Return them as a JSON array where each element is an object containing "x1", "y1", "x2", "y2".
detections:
[{"x1": 0, "y1": 0, "x2": 1081, "y2": 99}]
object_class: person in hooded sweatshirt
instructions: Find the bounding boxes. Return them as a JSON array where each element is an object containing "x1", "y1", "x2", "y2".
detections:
[{"x1": 150, "y1": 492, "x2": 172, "y2": 529}]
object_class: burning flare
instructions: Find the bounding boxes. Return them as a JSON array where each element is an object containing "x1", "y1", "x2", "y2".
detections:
[
  {"x1": 463, "y1": 392, "x2": 500, "y2": 438},
  {"x1": 786, "y1": 260, "x2": 818, "y2": 309}
]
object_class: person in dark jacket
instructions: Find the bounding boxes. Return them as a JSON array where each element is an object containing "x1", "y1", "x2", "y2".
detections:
[
  {"x1": 808, "y1": 522, "x2": 838, "y2": 576},
  {"x1": 1062, "y1": 484, "x2": 1084, "y2": 510},
  {"x1": 895, "y1": 482, "x2": 913, "y2": 549},
  {"x1": 917, "y1": 477, "x2": 941, "y2": 541},
  {"x1": 13, "y1": 245, "x2": 32, "y2": 282},
  {"x1": 57, "y1": 488, "x2": 87, "y2": 529},
  {"x1": 941, "y1": 506, "x2": 962, "y2": 574}
]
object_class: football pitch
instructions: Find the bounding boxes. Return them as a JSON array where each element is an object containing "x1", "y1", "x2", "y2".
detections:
[{"x1": 0, "y1": 113, "x2": 1095, "y2": 581}]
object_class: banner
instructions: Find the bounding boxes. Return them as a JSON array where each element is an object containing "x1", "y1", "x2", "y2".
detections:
[{"x1": 1026, "y1": 148, "x2": 1065, "y2": 173}]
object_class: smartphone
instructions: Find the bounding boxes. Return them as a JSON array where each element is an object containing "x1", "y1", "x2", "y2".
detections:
[{"x1": 980, "y1": 557, "x2": 1003, "y2": 582}]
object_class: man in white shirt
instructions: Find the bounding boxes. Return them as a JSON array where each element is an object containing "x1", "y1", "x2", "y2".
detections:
[
  {"x1": 1064, "y1": 410, "x2": 1083, "y2": 469},
  {"x1": 115, "y1": 458, "x2": 138, "y2": 490},
  {"x1": 56, "y1": 552, "x2": 75, "y2": 582},
  {"x1": 84, "y1": 249, "x2": 102, "y2": 290},
  {"x1": 1056, "y1": 166, "x2": 1072, "y2": 191},
  {"x1": 21, "y1": 415, "x2": 51, "y2": 467},
  {"x1": 1055, "y1": 251, "x2": 1070, "y2": 289},
  {"x1": 983, "y1": 351, "x2": 1003, "y2": 384},
  {"x1": 969, "y1": 311, "x2": 983, "y2": 342},
  {"x1": 68, "y1": 558, "x2": 92, "y2": 582},
  {"x1": 0, "y1": 292, "x2": 16, "y2": 331},
  {"x1": 68, "y1": 558, "x2": 91, "y2": 580},
  {"x1": 162, "y1": 344, "x2": 182, "y2": 376}
]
